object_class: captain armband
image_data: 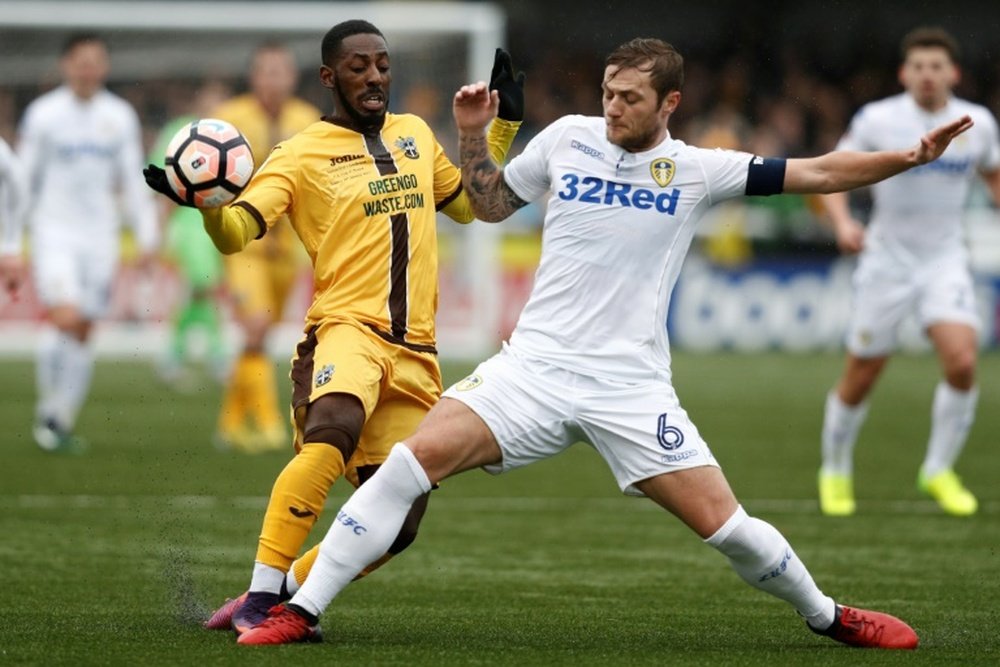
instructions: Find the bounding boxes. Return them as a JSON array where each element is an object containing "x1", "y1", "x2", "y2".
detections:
[{"x1": 745, "y1": 157, "x2": 787, "y2": 196}]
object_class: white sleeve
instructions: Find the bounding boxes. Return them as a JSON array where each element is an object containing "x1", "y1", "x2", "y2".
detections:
[
  {"x1": 697, "y1": 147, "x2": 755, "y2": 204},
  {"x1": 836, "y1": 107, "x2": 876, "y2": 152},
  {"x1": 118, "y1": 106, "x2": 158, "y2": 253},
  {"x1": 17, "y1": 104, "x2": 45, "y2": 200},
  {"x1": 978, "y1": 111, "x2": 1000, "y2": 172},
  {"x1": 0, "y1": 138, "x2": 29, "y2": 256},
  {"x1": 503, "y1": 117, "x2": 571, "y2": 202}
]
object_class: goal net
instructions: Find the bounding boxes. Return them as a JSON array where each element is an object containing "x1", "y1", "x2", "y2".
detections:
[{"x1": 0, "y1": 0, "x2": 506, "y2": 361}]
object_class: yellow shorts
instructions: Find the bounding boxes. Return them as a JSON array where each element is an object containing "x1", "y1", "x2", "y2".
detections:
[
  {"x1": 289, "y1": 319, "x2": 442, "y2": 472},
  {"x1": 225, "y1": 248, "x2": 298, "y2": 321}
]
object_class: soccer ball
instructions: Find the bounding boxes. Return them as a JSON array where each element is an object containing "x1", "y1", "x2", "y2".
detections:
[{"x1": 164, "y1": 118, "x2": 254, "y2": 208}]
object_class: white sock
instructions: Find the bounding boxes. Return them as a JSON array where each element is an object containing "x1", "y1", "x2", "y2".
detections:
[
  {"x1": 820, "y1": 391, "x2": 869, "y2": 476},
  {"x1": 57, "y1": 333, "x2": 94, "y2": 429},
  {"x1": 249, "y1": 562, "x2": 286, "y2": 595},
  {"x1": 35, "y1": 327, "x2": 62, "y2": 423},
  {"x1": 705, "y1": 506, "x2": 836, "y2": 630},
  {"x1": 922, "y1": 382, "x2": 978, "y2": 478},
  {"x1": 291, "y1": 443, "x2": 431, "y2": 618}
]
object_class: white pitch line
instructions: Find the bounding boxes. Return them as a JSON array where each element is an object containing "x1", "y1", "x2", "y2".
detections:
[{"x1": 1, "y1": 494, "x2": 997, "y2": 515}]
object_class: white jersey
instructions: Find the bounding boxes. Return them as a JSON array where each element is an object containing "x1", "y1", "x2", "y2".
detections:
[
  {"x1": 838, "y1": 93, "x2": 1000, "y2": 265},
  {"x1": 503, "y1": 115, "x2": 764, "y2": 381},
  {"x1": 18, "y1": 86, "x2": 157, "y2": 253},
  {"x1": 0, "y1": 137, "x2": 29, "y2": 255}
]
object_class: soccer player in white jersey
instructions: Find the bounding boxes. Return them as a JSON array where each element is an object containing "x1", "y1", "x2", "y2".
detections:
[
  {"x1": 817, "y1": 27, "x2": 1000, "y2": 517},
  {"x1": 18, "y1": 33, "x2": 158, "y2": 451},
  {"x1": 0, "y1": 137, "x2": 30, "y2": 295},
  {"x1": 239, "y1": 38, "x2": 972, "y2": 649}
]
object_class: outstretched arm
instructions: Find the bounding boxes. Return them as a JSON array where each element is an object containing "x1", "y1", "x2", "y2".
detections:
[
  {"x1": 454, "y1": 81, "x2": 527, "y2": 222},
  {"x1": 784, "y1": 115, "x2": 974, "y2": 194}
]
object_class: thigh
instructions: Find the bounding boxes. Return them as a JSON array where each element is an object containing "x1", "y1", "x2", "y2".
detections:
[
  {"x1": 440, "y1": 347, "x2": 577, "y2": 477},
  {"x1": 289, "y1": 322, "x2": 387, "y2": 450},
  {"x1": 846, "y1": 267, "x2": 915, "y2": 356},
  {"x1": 352, "y1": 344, "x2": 442, "y2": 468},
  {"x1": 577, "y1": 377, "x2": 719, "y2": 497},
  {"x1": 32, "y1": 241, "x2": 81, "y2": 310},
  {"x1": 918, "y1": 262, "x2": 980, "y2": 331}
]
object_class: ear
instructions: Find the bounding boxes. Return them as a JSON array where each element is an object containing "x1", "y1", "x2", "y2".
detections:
[
  {"x1": 662, "y1": 90, "x2": 681, "y2": 116},
  {"x1": 319, "y1": 64, "x2": 335, "y2": 90},
  {"x1": 951, "y1": 64, "x2": 962, "y2": 87}
]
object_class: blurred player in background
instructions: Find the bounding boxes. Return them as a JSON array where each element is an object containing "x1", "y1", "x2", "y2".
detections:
[
  {"x1": 210, "y1": 42, "x2": 320, "y2": 452},
  {"x1": 818, "y1": 27, "x2": 1000, "y2": 517},
  {"x1": 150, "y1": 81, "x2": 232, "y2": 389},
  {"x1": 144, "y1": 20, "x2": 523, "y2": 635},
  {"x1": 19, "y1": 33, "x2": 157, "y2": 452},
  {"x1": 238, "y1": 37, "x2": 972, "y2": 648},
  {"x1": 0, "y1": 137, "x2": 29, "y2": 296}
]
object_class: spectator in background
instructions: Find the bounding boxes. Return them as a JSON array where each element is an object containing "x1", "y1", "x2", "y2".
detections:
[{"x1": 18, "y1": 33, "x2": 158, "y2": 452}]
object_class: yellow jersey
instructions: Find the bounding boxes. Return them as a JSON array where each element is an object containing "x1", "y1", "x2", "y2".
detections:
[
  {"x1": 212, "y1": 94, "x2": 320, "y2": 259},
  {"x1": 233, "y1": 113, "x2": 468, "y2": 350}
]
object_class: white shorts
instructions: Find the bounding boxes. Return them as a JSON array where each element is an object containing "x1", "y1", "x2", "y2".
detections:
[
  {"x1": 31, "y1": 238, "x2": 116, "y2": 319},
  {"x1": 847, "y1": 254, "x2": 979, "y2": 357},
  {"x1": 442, "y1": 345, "x2": 719, "y2": 497}
]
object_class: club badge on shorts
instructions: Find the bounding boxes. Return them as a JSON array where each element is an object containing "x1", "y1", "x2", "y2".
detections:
[
  {"x1": 454, "y1": 374, "x2": 483, "y2": 392},
  {"x1": 314, "y1": 364, "x2": 335, "y2": 388}
]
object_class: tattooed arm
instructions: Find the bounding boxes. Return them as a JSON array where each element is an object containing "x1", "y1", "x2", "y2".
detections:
[{"x1": 454, "y1": 81, "x2": 528, "y2": 222}]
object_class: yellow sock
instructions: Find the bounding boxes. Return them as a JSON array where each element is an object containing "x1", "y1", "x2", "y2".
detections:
[
  {"x1": 244, "y1": 352, "x2": 283, "y2": 431},
  {"x1": 289, "y1": 543, "x2": 395, "y2": 591},
  {"x1": 218, "y1": 354, "x2": 252, "y2": 434},
  {"x1": 256, "y1": 443, "x2": 345, "y2": 571}
]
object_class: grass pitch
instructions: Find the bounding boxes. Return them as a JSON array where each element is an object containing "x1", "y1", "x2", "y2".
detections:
[{"x1": 0, "y1": 352, "x2": 997, "y2": 665}]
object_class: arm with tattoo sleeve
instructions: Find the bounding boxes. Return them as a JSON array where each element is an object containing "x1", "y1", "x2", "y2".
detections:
[{"x1": 458, "y1": 130, "x2": 527, "y2": 222}]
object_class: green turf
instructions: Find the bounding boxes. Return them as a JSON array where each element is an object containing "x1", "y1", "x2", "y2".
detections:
[{"x1": 0, "y1": 352, "x2": 997, "y2": 665}]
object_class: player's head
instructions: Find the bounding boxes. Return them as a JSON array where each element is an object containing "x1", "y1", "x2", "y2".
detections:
[
  {"x1": 59, "y1": 32, "x2": 109, "y2": 100},
  {"x1": 319, "y1": 20, "x2": 390, "y2": 133},
  {"x1": 249, "y1": 42, "x2": 299, "y2": 115},
  {"x1": 603, "y1": 38, "x2": 684, "y2": 152},
  {"x1": 899, "y1": 27, "x2": 960, "y2": 110}
]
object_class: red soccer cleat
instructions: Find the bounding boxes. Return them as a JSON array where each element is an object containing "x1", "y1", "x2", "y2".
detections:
[
  {"x1": 236, "y1": 605, "x2": 322, "y2": 645},
  {"x1": 815, "y1": 604, "x2": 919, "y2": 649},
  {"x1": 204, "y1": 592, "x2": 248, "y2": 630}
]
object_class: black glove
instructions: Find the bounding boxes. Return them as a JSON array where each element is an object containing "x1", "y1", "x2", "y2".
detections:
[
  {"x1": 489, "y1": 48, "x2": 525, "y2": 122},
  {"x1": 143, "y1": 164, "x2": 188, "y2": 206}
]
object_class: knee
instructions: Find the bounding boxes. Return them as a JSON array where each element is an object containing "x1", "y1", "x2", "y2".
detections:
[
  {"x1": 303, "y1": 393, "x2": 366, "y2": 461},
  {"x1": 944, "y1": 349, "x2": 977, "y2": 389}
]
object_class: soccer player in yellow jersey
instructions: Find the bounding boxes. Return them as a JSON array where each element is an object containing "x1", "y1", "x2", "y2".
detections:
[
  {"x1": 144, "y1": 19, "x2": 523, "y2": 635},
  {"x1": 211, "y1": 43, "x2": 321, "y2": 452}
]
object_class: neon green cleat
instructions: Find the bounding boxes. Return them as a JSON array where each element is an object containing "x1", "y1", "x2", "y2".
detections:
[
  {"x1": 818, "y1": 470, "x2": 856, "y2": 516},
  {"x1": 918, "y1": 469, "x2": 977, "y2": 516}
]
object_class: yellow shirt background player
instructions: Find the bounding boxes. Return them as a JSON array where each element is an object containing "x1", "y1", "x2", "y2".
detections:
[
  {"x1": 211, "y1": 42, "x2": 321, "y2": 452},
  {"x1": 183, "y1": 23, "x2": 523, "y2": 633}
]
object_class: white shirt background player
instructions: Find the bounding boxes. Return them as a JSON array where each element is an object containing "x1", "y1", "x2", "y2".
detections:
[
  {"x1": 18, "y1": 34, "x2": 157, "y2": 451},
  {"x1": 818, "y1": 27, "x2": 1000, "y2": 518},
  {"x1": 235, "y1": 38, "x2": 971, "y2": 648}
]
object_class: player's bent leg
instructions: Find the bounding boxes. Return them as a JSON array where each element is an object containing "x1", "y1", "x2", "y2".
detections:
[{"x1": 240, "y1": 400, "x2": 501, "y2": 645}]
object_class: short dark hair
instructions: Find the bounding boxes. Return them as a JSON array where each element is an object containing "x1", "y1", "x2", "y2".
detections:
[
  {"x1": 605, "y1": 38, "x2": 684, "y2": 104},
  {"x1": 901, "y1": 26, "x2": 960, "y2": 63},
  {"x1": 61, "y1": 32, "x2": 106, "y2": 56},
  {"x1": 321, "y1": 20, "x2": 385, "y2": 66}
]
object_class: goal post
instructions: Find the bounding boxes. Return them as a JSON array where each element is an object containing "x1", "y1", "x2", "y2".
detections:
[{"x1": 0, "y1": 1, "x2": 506, "y2": 361}]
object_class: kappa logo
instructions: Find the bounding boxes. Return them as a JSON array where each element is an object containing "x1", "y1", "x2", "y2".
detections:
[
  {"x1": 570, "y1": 139, "x2": 606, "y2": 161},
  {"x1": 454, "y1": 374, "x2": 483, "y2": 392},
  {"x1": 395, "y1": 136, "x2": 419, "y2": 159},
  {"x1": 650, "y1": 158, "x2": 676, "y2": 187},
  {"x1": 314, "y1": 364, "x2": 335, "y2": 387}
]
